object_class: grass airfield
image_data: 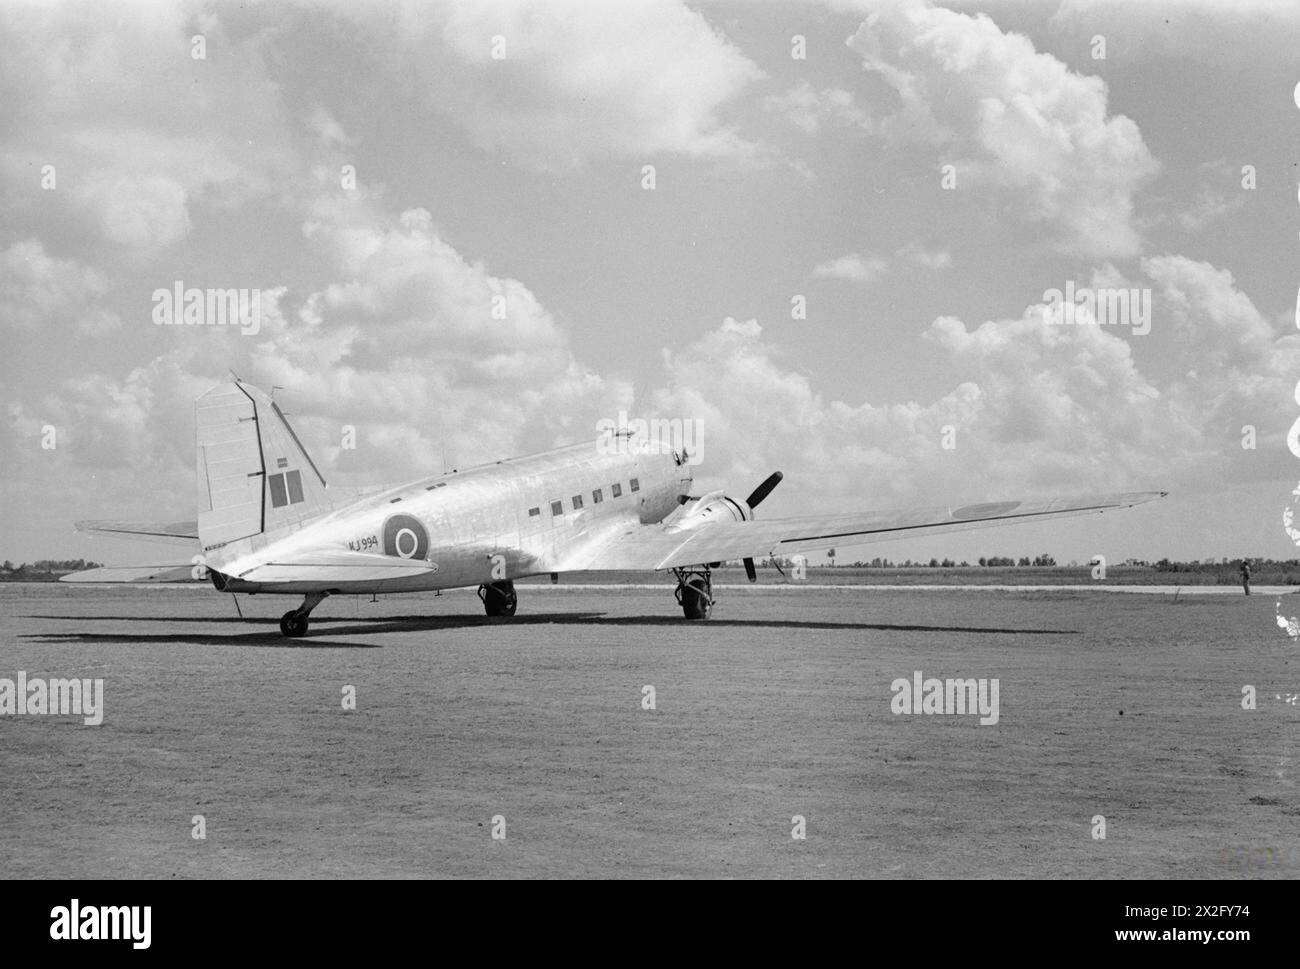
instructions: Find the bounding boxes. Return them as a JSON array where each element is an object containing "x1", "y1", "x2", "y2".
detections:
[{"x1": 1, "y1": 579, "x2": 1296, "y2": 879}]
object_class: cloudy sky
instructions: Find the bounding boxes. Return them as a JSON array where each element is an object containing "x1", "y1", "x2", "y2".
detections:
[{"x1": 2, "y1": 0, "x2": 1298, "y2": 566}]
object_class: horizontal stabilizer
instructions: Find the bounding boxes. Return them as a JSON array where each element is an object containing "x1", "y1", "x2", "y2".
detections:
[
  {"x1": 60, "y1": 564, "x2": 201, "y2": 583},
  {"x1": 74, "y1": 520, "x2": 200, "y2": 546}
]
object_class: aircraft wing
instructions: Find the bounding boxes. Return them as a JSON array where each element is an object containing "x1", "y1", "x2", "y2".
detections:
[
  {"x1": 60, "y1": 564, "x2": 201, "y2": 583},
  {"x1": 558, "y1": 491, "x2": 1167, "y2": 572},
  {"x1": 74, "y1": 520, "x2": 199, "y2": 546}
]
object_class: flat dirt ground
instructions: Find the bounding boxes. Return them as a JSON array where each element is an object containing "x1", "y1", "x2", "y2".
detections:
[{"x1": 1, "y1": 582, "x2": 1296, "y2": 879}]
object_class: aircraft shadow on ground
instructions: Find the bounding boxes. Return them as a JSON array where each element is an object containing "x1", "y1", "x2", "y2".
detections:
[
  {"x1": 22, "y1": 612, "x2": 1077, "y2": 642},
  {"x1": 19, "y1": 630, "x2": 383, "y2": 649}
]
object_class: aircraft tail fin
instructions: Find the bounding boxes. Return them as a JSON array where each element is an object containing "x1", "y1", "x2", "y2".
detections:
[{"x1": 195, "y1": 381, "x2": 331, "y2": 551}]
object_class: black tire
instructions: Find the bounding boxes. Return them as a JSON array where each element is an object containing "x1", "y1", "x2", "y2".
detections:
[
  {"x1": 481, "y1": 580, "x2": 518, "y2": 617},
  {"x1": 679, "y1": 580, "x2": 712, "y2": 620},
  {"x1": 279, "y1": 610, "x2": 308, "y2": 637}
]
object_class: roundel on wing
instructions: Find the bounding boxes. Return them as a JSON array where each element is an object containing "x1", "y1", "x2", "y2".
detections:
[{"x1": 383, "y1": 514, "x2": 429, "y2": 560}]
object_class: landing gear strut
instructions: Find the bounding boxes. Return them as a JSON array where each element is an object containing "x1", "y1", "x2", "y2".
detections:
[
  {"x1": 673, "y1": 566, "x2": 713, "y2": 620},
  {"x1": 478, "y1": 580, "x2": 518, "y2": 617},
  {"x1": 280, "y1": 591, "x2": 329, "y2": 638}
]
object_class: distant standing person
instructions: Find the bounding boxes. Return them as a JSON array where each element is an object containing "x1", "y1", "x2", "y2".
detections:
[{"x1": 1240, "y1": 559, "x2": 1251, "y2": 595}]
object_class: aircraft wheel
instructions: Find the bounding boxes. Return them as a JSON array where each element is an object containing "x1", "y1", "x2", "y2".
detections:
[
  {"x1": 280, "y1": 610, "x2": 309, "y2": 637},
  {"x1": 479, "y1": 580, "x2": 517, "y2": 617},
  {"x1": 679, "y1": 580, "x2": 712, "y2": 620}
]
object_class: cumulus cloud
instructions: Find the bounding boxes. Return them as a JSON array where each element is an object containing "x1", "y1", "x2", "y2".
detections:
[
  {"x1": 763, "y1": 81, "x2": 870, "y2": 134},
  {"x1": 813, "y1": 245, "x2": 948, "y2": 283},
  {"x1": 1164, "y1": 161, "x2": 1252, "y2": 233},
  {"x1": 653, "y1": 256, "x2": 1298, "y2": 510},
  {"x1": 17, "y1": 179, "x2": 632, "y2": 490},
  {"x1": 14, "y1": 233, "x2": 1294, "y2": 536},
  {"x1": 306, "y1": 105, "x2": 354, "y2": 149},
  {"x1": 0, "y1": 239, "x2": 122, "y2": 335},
  {"x1": 344, "y1": 0, "x2": 765, "y2": 172},
  {"x1": 897, "y1": 244, "x2": 952, "y2": 269},
  {"x1": 0, "y1": 3, "x2": 297, "y2": 260},
  {"x1": 847, "y1": 0, "x2": 1158, "y2": 257},
  {"x1": 1176, "y1": 189, "x2": 1245, "y2": 234},
  {"x1": 0, "y1": 356, "x2": 209, "y2": 516},
  {"x1": 813, "y1": 253, "x2": 889, "y2": 283},
  {"x1": 92, "y1": 175, "x2": 191, "y2": 255}
]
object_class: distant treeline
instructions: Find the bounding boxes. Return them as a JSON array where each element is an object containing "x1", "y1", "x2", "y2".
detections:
[
  {"x1": 763, "y1": 555, "x2": 1284, "y2": 570},
  {"x1": 0, "y1": 559, "x2": 102, "y2": 582},
  {"x1": 744, "y1": 555, "x2": 1300, "y2": 586}
]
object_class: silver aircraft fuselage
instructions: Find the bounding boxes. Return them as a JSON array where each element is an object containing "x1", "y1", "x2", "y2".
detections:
[{"x1": 208, "y1": 439, "x2": 692, "y2": 595}]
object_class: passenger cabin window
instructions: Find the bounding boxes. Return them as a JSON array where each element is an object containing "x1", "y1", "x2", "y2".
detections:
[
  {"x1": 528, "y1": 507, "x2": 540, "y2": 517},
  {"x1": 572, "y1": 494, "x2": 584, "y2": 510},
  {"x1": 629, "y1": 478, "x2": 640, "y2": 493},
  {"x1": 551, "y1": 500, "x2": 563, "y2": 517},
  {"x1": 611, "y1": 483, "x2": 622, "y2": 498},
  {"x1": 592, "y1": 488, "x2": 603, "y2": 504}
]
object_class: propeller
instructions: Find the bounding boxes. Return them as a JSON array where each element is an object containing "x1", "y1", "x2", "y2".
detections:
[
  {"x1": 742, "y1": 471, "x2": 783, "y2": 582},
  {"x1": 745, "y1": 472, "x2": 783, "y2": 509}
]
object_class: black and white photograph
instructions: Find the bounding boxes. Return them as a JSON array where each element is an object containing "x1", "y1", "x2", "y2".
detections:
[{"x1": 0, "y1": 0, "x2": 1295, "y2": 935}]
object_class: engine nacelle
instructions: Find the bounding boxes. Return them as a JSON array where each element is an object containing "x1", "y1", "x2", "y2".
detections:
[{"x1": 670, "y1": 490, "x2": 752, "y2": 531}]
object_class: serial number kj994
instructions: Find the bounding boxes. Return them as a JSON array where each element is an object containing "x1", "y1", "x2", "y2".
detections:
[{"x1": 347, "y1": 535, "x2": 379, "y2": 552}]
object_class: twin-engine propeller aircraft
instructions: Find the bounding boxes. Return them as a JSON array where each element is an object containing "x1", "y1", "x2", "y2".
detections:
[{"x1": 64, "y1": 380, "x2": 1165, "y2": 637}]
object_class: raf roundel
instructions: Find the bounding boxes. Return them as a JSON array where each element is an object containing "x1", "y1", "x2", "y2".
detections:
[{"x1": 382, "y1": 514, "x2": 429, "y2": 560}]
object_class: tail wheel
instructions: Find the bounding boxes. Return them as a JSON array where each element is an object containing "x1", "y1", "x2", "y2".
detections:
[{"x1": 478, "y1": 580, "x2": 518, "y2": 617}]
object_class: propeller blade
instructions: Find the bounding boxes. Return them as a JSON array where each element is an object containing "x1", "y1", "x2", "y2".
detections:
[
  {"x1": 744, "y1": 557, "x2": 757, "y2": 582},
  {"x1": 745, "y1": 471, "x2": 784, "y2": 509}
]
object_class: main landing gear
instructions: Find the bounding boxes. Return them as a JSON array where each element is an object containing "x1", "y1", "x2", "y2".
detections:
[
  {"x1": 280, "y1": 591, "x2": 329, "y2": 638},
  {"x1": 673, "y1": 566, "x2": 713, "y2": 620},
  {"x1": 478, "y1": 579, "x2": 518, "y2": 617}
]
